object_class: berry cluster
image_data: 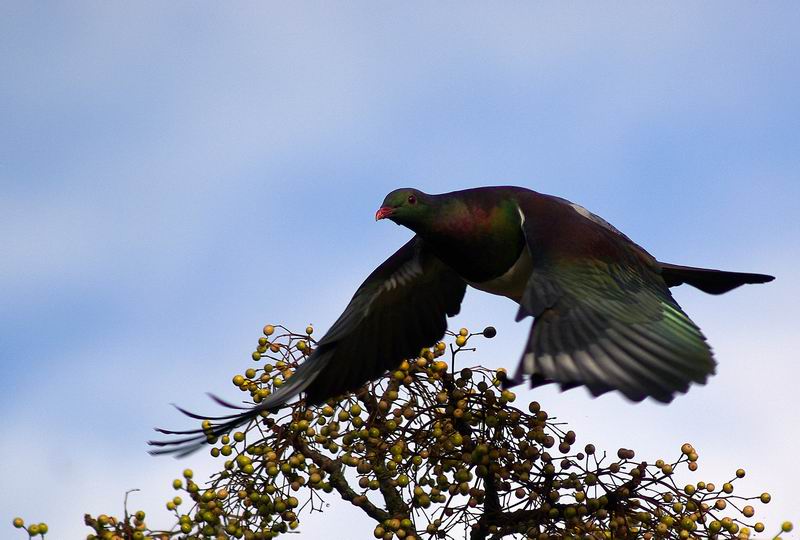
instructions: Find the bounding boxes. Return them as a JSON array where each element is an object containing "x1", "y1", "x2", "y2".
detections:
[{"x1": 16, "y1": 324, "x2": 791, "y2": 539}]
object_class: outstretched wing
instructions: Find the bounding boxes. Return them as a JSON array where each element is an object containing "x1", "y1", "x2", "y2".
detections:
[
  {"x1": 150, "y1": 236, "x2": 466, "y2": 455},
  {"x1": 511, "y1": 195, "x2": 715, "y2": 403},
  {"x1": 300, "y1": 235, "x2": 466, "y2": 402}
]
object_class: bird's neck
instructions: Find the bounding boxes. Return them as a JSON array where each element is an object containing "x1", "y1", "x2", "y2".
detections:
[{"x1": 415, "y1": 196, "x2": 526, "y2": 283}]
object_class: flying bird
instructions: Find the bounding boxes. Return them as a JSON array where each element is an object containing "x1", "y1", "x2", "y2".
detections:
[{"x1": 151, "y1": 186, "x2": 773, "y2": 455}]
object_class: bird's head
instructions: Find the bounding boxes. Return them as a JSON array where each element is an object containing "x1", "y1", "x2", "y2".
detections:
[{"x1": 375, "y1": 188, "x2": 434, "y2": 229}]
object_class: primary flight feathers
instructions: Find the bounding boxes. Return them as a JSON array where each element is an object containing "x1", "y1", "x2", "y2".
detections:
[{"x1": 150, "y1": 186, "x2": 773, "y2": 456}]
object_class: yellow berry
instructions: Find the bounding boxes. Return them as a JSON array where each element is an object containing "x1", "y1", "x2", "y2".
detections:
[
  {"x1": 743, "y1": 505, "x2": 754, "y2": 518},
  {"x1": 455, "y1": 335, "x2": 467, "y2": 347},
  {"x1": 263, "y1": 325, "x2": 275, "y2": 336},
  {"x1": 183, "y1": 469, "x2": 193, "y2": 478},
  {"x1": 12, "y1": 518, "x2": 24, "y2": 528},
  {"x1": 760, "y1": 492, "x2": 771, "y2": 504},
  {"x1": 458, "y1": 328, "x2": 468, "y2": 336},
  {"x1": 306, "y1": 325, "x2": 314, "y2": 335},
  {"x1": 782, "y1": 522, "x2": 793, "y2": 533}
]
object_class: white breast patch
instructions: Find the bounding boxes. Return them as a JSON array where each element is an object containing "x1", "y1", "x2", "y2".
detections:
[{"x1": 466, "y1": 246, "x2": 532, "y2": 303}]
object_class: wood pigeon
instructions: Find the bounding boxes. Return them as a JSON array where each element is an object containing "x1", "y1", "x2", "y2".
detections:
[{"x1": 151, "y1": 186, "x2": 773, "y2": 455}]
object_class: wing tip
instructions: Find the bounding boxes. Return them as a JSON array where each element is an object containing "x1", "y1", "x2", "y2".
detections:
[{"x1": 513, "y1": 353, "x2": 706, "y2": 405}]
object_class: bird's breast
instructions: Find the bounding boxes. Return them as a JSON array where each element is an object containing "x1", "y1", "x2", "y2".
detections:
[{"x1": 465, "y1": 246, "x2": 532, "y2": 303}]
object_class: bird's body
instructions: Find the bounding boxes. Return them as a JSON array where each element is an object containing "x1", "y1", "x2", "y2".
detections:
[
  {"x1": 152, "y1": 186, "x2": 774, "y2": 456},
  {"x1": 392, "y1": 186, "x2": 651, "y2": 300}
]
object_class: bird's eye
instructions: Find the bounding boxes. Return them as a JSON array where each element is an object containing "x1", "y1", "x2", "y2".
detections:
[{"x1": 407, "y1": 195, "x2": 417, "y2": 205}]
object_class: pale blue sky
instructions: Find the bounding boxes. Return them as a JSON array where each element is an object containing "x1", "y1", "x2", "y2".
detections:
[{"x1": 2, "y1": 3, "x2": 799, "y2": 537}]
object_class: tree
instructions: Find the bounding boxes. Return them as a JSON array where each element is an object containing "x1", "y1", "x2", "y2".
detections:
[{"x1": 14, "y1": 325, "x2": 792, "y2": 539}]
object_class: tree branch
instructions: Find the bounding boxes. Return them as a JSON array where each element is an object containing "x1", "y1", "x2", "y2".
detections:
[{"x1": 290, "y1": 433, "x2": 390, "y2": 523}]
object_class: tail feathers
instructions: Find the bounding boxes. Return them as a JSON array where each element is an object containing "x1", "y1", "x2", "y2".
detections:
[
  {"x1": 660, "y1": 262, "x2": 774, "y2": 295},
  {"x1": 148, "y1": 352, "x2": 332, "y2": 457}
]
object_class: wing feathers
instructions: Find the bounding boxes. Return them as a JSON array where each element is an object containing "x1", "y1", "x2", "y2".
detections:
[
  {"x1": 512, "y1": 195, "x2": 717, "y2": 403},
  {"x1": 152, "y1": 237, "x2": 466, "y2": 455}
]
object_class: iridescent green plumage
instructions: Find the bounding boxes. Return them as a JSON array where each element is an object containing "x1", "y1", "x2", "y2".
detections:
[{"x1": 379, "y1": 188, "x2": 526, "y2": 282}]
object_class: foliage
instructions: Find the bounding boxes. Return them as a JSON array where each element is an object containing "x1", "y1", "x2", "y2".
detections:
[{"x1": 14, "y1": 325, "x2": 792, "y2": 539}]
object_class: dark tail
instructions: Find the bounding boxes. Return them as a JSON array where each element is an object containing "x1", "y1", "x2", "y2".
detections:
[{"x1": 659, "y1": 262, "x2": 774, "y2": 295}]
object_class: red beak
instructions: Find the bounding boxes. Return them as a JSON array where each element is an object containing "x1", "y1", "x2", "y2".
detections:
[{"x1": 375, "y1": 206, "x2": 394, "y2": 221}]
